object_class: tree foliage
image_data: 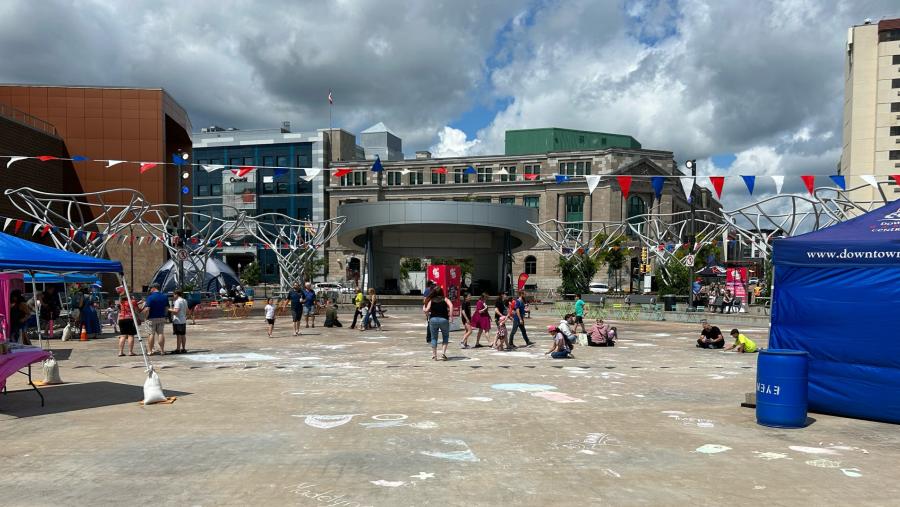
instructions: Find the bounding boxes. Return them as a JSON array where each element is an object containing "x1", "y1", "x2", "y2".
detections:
[
  {"x1": 657, "y1": 255, "x2": 692, "y2": 296},
  {"x1": 593, "y1": 234, "x2": 627, "y2": 291},
  {"x1": 241, "y1": 261, "x2": 260, "y2": 286},
  {"x1": 301, "y1": 255, "x2": 327, "y2": 282},
  {"x1": 399, "y1": 257, "x2": 424, "y2": 281},
  {"x1": 558, "y1": 254, "x2": 599, "y2": 295}
]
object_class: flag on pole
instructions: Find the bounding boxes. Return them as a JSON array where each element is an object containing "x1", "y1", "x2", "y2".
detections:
[
  {"x1": 328, "y1": 90, "x2": 333, "y2": 104},
  {"x1": 371, "y1": 156, "x2": 384, "y2": 173}
]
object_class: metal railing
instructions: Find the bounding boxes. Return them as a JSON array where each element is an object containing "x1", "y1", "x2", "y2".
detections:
[{"x1": 0, "y1": 103, "x2": 59, "y2": 137}]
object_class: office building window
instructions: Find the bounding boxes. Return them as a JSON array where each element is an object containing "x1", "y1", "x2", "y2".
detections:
[
  {"x1": 881, "y1": 29, "x2": 900, "y2": 42},
  {"x1": 262, "y1": 156, "x2": 274, "y2": 168},
  {"x1": 408, "y1": 170, "x2": 424, "y2": 185},
  {"x1": 474, "y1": 197, "x2": 491, "y2": 203},
  {"x1": 296, "y1": 171, "x2": 313, "y2": 193},
  {"x1": 297, "y1": 207, "x2": 311, "y2": 220},
  {"x1": 477, "y1": 166, "x2": 493, "y2": 183},
  {"x1": 524, "y1": 164, "x2": 541, "y2": 178},
  {"x1": 341, "y1": 171, "x2": 368, "y2": 186},
  {"x1": 387, "y1": 172, "x2": 403, "y2": 186},
  {"x1": 230, "y1": 157, "x2": 241, "y2": 168},
  {"x1": 296, "y1": 154, "x2": 311, "y2": 167},
  {"x1": 559, "y1": 161, "x2": 591, "y2": 176},
  {"x1": 891, "y1": 126, "x2": 900, "y2": 136},
  {"x1": 500, "y1": 197, "x2": 515, "y2": 205},
  {"x1": 197, "y1": 185, "x2": 209, "y2": 197},
  {"x1": 893, "y1": 78, "x2": 900, "y2": 89},
  {"x1": 277, "y1": 156, "x2": 288, "y2": 168},
  {"x1": 431, "y1": 169, "x2": 447, "y2": 184},
  {"x1": 891, "y1": 150, "x2": 900, "y2": 161},
  {"x1": 454, "y1": 167, "x2": 469, "y2": 183},
  {"x1": 524, "y1": 255, "x2": 537, "y2": 275},
  {"x1": 894, "y1": 55, "x2": 900, "y2": 65},
  {"x1": 565, "y1": 194, "x2": 584, "y2": 230},
  {"x1": 244, "y1": 157, "x2": 254, "y2": 166},
  {"x1": 627, "y1": 195, "x2": 647, "y2": 236},
  {"x1": 893, "y1": 102, "x2": 900, "y2": 112},
  {"x1": 523, "y1": 195, "x2": 540, "y2": 209},
  {"x1": 210, "y1": 184, "x2": 222, "y2": 196},
  {"x1": 500, "y1": 165, "x2": 517, "y2": 182}
]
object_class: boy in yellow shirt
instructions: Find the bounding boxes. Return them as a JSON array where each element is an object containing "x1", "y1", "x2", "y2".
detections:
[{"x1": 724, "y1": 328, "x2": 758, "y2": 353}]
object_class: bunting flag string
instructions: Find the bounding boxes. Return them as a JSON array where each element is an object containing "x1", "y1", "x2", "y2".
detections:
[
  {"x1": 772, "y1": 175, "x2": 785, "y2": 195},
  {"x1": 741, "y1": 175, "x2": 756, "y2": 195},
  {"x1": 651, "y1": 176, "x2": 665, "y2": 199},
  {"x1": 800, "y1": 175, "x2": 815, "y2": 195},
  {"x1": 860, "y1": 175, "x2": 879, "y2": 189},
  {"x1": 585, "y1": 175, "x2": 602, "y2": 195},
  {"x1": 708, "y1": 176, "x2": 725, "y2": 199},
  {"x1": 555, "y1": 174, "x2": 571, "y2": 184},
  {"x1": 139, "y1": 162, "x2": 157, "y2": 174},
  {"x1": 616, "y1": 176, "x2": 632, "y2": 199}
]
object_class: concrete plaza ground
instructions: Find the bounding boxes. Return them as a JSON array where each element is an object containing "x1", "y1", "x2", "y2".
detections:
[{"x1": 1, "y1": 308, "x2": 898, "y2": 506}]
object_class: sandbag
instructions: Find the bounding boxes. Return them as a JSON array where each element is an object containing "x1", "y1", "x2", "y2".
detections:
[
  {"x1": 61, "y1": 323, "x2": 73, "y2": 342},
  {"x1": 142, "y1": 369, "x2": 167, "y2": 405},
  {"x1": 577, "y1": 333, "x2": 589, "y2": 346},
  {"x1": 42, "y1": 355, "x2": 62, "y2": 384}
]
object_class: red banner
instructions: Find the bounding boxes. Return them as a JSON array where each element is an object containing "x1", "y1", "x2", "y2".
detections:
[
  {"x1": 427, "y1": 264, "x2": 461, "y2": 317},
  {"x1": 517, "y1": 273, "x2": 529, "y2": 291}
]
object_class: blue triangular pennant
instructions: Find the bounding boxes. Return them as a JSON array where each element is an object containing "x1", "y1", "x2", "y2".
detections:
[
  {"x1": 273, "y1": 168, "x2": 288, "y2": 178},
  {"x1": 829, "y1": 175, "x2": 846, "y2": 190},
  {"x1": 464, "y1": 165, "x2": 477, "y2": 175},
  {"x1": 71, "y1": 155, "x2": 89, "y2": 162},
  {"x1": 741, "y1": 175, "x2": 756, "y2": 195},
  {"x1": 22, "y1": 222, "x2": 33, "y2": 234},
  {"x1": 651, "y1": 176, "x2": 665, "y2": 199},
  {"x1": 555, "y1": 174, "x2": 570, "y2": 184},
  {"x1": 371, "y1": 156, "x2": 383, "y2": 172}
]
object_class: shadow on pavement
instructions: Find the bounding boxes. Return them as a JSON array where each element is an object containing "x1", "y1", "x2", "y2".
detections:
[{"x1": 0, "y1": 381, "x2": 192, "y2": 418}]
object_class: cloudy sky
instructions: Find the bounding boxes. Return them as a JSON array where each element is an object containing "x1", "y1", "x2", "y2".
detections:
[{"x1": 0, "y1": 0, "x2": 897, "y2": 205}]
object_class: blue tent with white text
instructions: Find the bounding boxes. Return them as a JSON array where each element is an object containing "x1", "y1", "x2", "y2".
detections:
[{"x1": 771, "y1": 199, "x2": 900, "y2": 424}]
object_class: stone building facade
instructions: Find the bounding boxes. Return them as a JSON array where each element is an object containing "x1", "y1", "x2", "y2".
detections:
[{"x1": 325, "y1": 147, "x2": 718, "y2": 292}]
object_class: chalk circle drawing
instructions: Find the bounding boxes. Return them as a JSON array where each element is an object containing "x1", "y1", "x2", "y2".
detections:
[
  {"x1": 466, "y1": 397, "x2": 494, "y2": 402},
  {"x1": 410, "y1": 472, "x2": 435, "y2": 480},
  {"x1": 185, "y1": 352, "x2": 276, "y2": 363},
  {"x1": 361, "y1": 420, "x2": 406, "y2": 429},
  {"x1": 531, "y1": 391, "x2": 586, "y2": 403},
  {"x1": 789, "y1": 446, "x2": 839, "y2": 455},
  {"x1": 421, "y1": 438, "x2": 480, "y2": 463},
  {"x1": 492, "y1": 383, "x2": 557, "y2": 392},
  {"x1": 754, "y1": 452, "x2": 791, "y2": 461},
  {"x1": 695, "y1": 444, "x2": 731, "y2": 454},
  {"x1": 662, "y1": 410, "x2": 686, "y2": 415},
  {"x1": 754, "y1": 485, "x2": 766, "y2": 490},
  {"x1": 829, "y1": 445, "x2": 869, "y2": 454},
  {"x1": 370, "y1": 480, "x2": 405, "y2": 487},
  {"x1": 707, "y1": 374, "x2": 726, "y2": 380},
  {"x1": 373, "y1": 414, "x2": 408, "y2": 421},
  {"x1": 409, "y1": 421, "x2": 438, "y2": 429},
  {"x1": 602, "y1": 469, "x2": 621, "y2": 478},
  {"x1": 840, "y1": 468, "x2": 862, "y2": 478},
  {"x1": 294, "y1": 414, "x2": 360, "y2": 429},
  {"x1": 806, "y1": 459, "x2": 841, "y2": 469},
  {"x1": 579, "y1": 450, "x2": 596, "y2": 455}
]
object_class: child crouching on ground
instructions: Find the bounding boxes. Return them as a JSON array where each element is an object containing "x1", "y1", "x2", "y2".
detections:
[
  {"x1": 545, "y1": 325, "x2": 573, "y2": 359},
  {"x1": 264, "y1": 298, "x2": 276, "y2": 338},
  {"x1": 493, "y1": 315, "x2": 509, "y2": 350},
  {"x1": 724, "y1": 328, "x2": 757, "y2": 353}
]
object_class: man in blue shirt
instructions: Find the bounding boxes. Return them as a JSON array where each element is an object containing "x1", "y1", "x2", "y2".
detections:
[
  {"x1": 303, "y1": 282, "x2": 317, "y2": 328},
  {"x1": 288, "y1": 282, "x2": 304, "y2": 336},
  {"x1": 144, "y1": 283, "x2": 170, "y2": 355},
  {"x1": 508, "y1": 290, "x2": 534, "y2": 348}
]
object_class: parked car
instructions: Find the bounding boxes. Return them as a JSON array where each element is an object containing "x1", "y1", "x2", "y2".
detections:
[
  {"x1": 589, "y1": 282, "x2": 609, "y2": 294},
  {"x1": 314, "y1": 282, "x2": 344, "y2": 293},
  {"x1": 748, "y1": 277, "x2": 760, "y2": 286}
]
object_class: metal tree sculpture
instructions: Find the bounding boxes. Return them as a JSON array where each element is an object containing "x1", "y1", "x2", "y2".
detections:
[
  {"x1": 138, "y1": 203, "x2": 247, "y2": 290},
  {"x1": 3, "y1": 187, "x2": 151, "y2": 257},
  {"x1": 243, "y1": 213, "x2": 346, "y2": 290}
]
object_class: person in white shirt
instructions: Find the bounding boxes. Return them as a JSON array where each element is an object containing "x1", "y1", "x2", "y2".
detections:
[
  {"x1": 169, "y1": 290, "x2": 189, "y2": 354},
  {"x1": 264, "y1": 298, "x2": 276, "y2": 338}
]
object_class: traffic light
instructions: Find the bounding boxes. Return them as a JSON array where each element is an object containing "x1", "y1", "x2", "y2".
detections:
[{"x1": 640, "y1": 247, "x2": 648, "y2": 263}]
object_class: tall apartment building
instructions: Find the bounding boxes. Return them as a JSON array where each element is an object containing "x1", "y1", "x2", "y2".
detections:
[{"x1": 841, "y1": 18, "x2": 900, "y2": 203}]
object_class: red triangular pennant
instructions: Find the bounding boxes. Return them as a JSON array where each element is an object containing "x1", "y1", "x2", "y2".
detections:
[
  {"x1": 236, "y1": 166, "x2": 255, "y2": 178},
  {"x1": 88, "y1": 231, "x2": 97, "y2": 242},
  {"x1": 13, "y1": 220, "x2": 23, "y2": 234},
  {"x1": 891, "y1": 175, "x2": 900, "y2": 187},
  {"x1": 333, "y1": 168, "x2": 352, "y2": 178},
  {"x1": 616, "y1": 176, "x2": 632, "y2": 199},
  {"x1": 37, "y1": 155, "x2": 58, "y2": 162},
  {"x1": 434, "y1": 167, "x2": 447, "y2": 175},
  {"x1": 69, "y1": 228, "x2": 76, "y2": 239},
  {"x1": 40, "y1": 224, "x2": 52, "y2": 237},
  {"x1": 800, "y1": 175, "x2": 815, "y2": 195},
  {"x1": 140, "y1": 162, "x2": 158, "y2": 174},
  {"x1": 709, "y1": 176, "x2": 725, "y2": 198},
  {"x1": 523, "y1": 173, "x2": 540, "y2": 181}
]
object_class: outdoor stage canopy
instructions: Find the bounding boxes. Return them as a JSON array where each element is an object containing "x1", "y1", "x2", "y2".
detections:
[
  {"x1": 771, "y1": 198, "x2": 900, "y2": 424},
  {"x1": 0, "y1": 232, "x2": 122, "y2": 273}
]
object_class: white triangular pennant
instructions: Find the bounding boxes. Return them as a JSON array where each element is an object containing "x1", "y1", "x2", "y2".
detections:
[
  {"x1": 137, "y1": 236, "x2": 144, "y2": 245},
  {"x1": 859, "y1": 175, "x2": 879, "y2": 189},
  {"x1": 105, "y1": 160, "x2": 125, "y2": 168},
  {"x1": 585, "y1": 175, "x2": 602, "y2": 195},
  {"x1": 201, "y1": 164, "x2": 225, "y2": 172},
  {"x1": 32, "y1": 224, "x2": 39, "y2": 236},
  {"x1": 401, "y1": 169, "x2": 411, "y2": 175},
  {"x1": 679, "y1": 177, "x2": 694, "y2": 200},
  {"x1": 301, "y1": 168, "x2": 322, "y2": 182},
  {"x1": 498, "y1": 168, "x2": 509, "y2": 176},
  {"x1": 6, "y1": 156, "x2": 28, "y2": 168},
  {"x1": 772, "y1": 175, "x2": 785, "y2": 194},
  {"x1": 224, "y1": 241, "x2": 232, "y2": 246},
  {"x1": 2, "y1": 218, "x2": 11, "y2": 231}
]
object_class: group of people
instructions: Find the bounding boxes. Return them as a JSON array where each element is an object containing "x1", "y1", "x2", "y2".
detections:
[
  {"x1": 264, "y1": 284, "x2": 343, "y2": 338},
  {"x1": 349, "y1": 288, "x2": 382, "y2": 331},
  {"x1": 697, "y1": 320, "x2": 757, "y2": 353},
  {"x1": 113, "y1": 283, "x2": 189, "y2": 357}
]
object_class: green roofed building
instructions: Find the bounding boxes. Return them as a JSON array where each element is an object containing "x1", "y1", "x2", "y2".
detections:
[{"x1": 505, "y1": 127, "x2": 641, "y2": 155}]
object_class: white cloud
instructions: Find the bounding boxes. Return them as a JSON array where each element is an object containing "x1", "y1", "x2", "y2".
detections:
[{"x1": 430, "y1": 127, "x2": 483, "y2": 158}]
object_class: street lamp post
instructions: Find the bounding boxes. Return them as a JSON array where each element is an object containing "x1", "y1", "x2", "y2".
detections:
[{"x1": 175, "y1": 150, "x2": 191, "y2": 291}]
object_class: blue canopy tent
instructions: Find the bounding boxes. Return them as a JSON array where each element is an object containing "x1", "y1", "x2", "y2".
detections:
[
  {"x1": 771, "y1": 199, "x2": 900, "y2": 424},
  {"x1": 0, "y1": 232, "x2": 160, "y2": 393},
  {"x1": 24, "y1": 273, "x2": 101, "y2": 285}
]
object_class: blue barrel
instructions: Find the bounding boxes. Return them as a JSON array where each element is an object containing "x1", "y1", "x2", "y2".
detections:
[{"x1": 756, "y1": 349, "x2": 809, "y2": 428}]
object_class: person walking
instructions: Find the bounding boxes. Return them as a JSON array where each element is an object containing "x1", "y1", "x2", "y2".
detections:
[
  {"x1": 362, "y1": 288, "x2": 381, "y2": 330},
  {"x1": 493, "y1": 292, "x2": 507, "y2": 326},
  {"x1": 423, "y1": 286, "x2": 454, "y2": 361},
  {"x1": 264, "y1": 297, "x2": 276, "y2": 337},
  {"x1": 423, "y1": 280, "x2": 435, "y2": 343},
  {"x1": 460, "y1": 292, "x2": 473, "y2": 348},
  {"x1": 573, "y1": 294, "x2": 586, "y2": 334},
  {"x1": 169, "y1": 289, "x2": 188, "y2": 354},
  {"x1": 288, "y1": 282, "x2": 304, "y2": 336},
  {"x1": 144, "y1": 283, "x2": 169, "y2": 355},
  {"x1": 350, "y1": 288, "x2": 364, "y2": 329},
  {"x1": 508, "y1": 290, "x2": 534, "y2": 349},
  {"x1": 471, "y1": 293, "x2": 491, "y2": 348},
  {"x1": 303, "y1": 282, "x2": 317, "y2": 328}
]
